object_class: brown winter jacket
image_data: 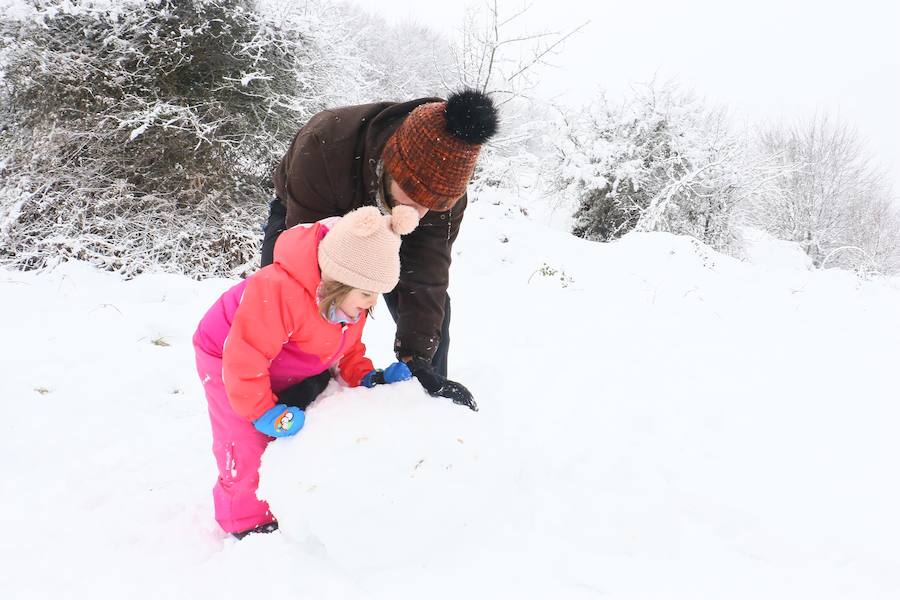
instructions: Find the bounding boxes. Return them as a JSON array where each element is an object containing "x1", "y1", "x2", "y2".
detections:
[{"x1": 273, "y1": 98, "x2": 467, "y2": 361}]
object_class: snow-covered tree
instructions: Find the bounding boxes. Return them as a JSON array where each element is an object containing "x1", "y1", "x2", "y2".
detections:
[
  {"x1": 264, "y1": 0, "x2": 451, "y2": 105},
  {"x1": 443, "y1": 2, "x2": 585, "y2": 194},
  {"x1": 338, "y1": 8, "x2": 452, "y2": 101},
  {"x1": 748, "y1": 116, "x2": 899, "y2": 274}
]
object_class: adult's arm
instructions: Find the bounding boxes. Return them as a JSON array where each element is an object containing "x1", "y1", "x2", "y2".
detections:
[
  {"x1": 392, "y1": 195, "x2": 467, "y2": 361},
  {"x1": 274, "y1": 111, "x2": 341, "y2": 228}
]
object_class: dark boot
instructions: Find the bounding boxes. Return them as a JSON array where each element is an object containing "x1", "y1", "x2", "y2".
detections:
[{"x1": 232, "y1": 520, "x2": 279, "y2": 540}]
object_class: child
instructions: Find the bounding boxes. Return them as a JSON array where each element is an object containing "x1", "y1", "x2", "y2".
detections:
[{"x1": 193, "y1": 205, "x2": 420, "y2": 539}]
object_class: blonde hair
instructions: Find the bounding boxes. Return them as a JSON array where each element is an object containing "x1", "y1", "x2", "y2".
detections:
[{"x1": 318, "y1": 278, "x2": 374, "y2": 319}]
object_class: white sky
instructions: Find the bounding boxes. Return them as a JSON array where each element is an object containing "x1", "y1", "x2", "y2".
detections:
[{"x1": 374, "y1": 0, "x2": 900, "y2": 195}]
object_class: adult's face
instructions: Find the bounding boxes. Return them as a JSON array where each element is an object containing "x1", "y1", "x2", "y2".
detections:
[{"x1": 387, "y1": 178, "x2": 430, "y2": 219}]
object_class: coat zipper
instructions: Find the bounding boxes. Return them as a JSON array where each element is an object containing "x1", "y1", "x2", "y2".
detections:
[{"x1": 324, "y1": 324, "x2": 348, "y2": 366}]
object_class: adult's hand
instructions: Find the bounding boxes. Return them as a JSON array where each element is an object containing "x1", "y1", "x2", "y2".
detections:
[{"x1": 407, "y1": 357, "x2": 478, "y2": 412}]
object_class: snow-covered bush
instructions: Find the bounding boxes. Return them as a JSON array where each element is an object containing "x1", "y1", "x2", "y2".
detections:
[
  {"x1": 0, "y1": 0, "x2": 501, "y2": 276},
  {"x1": 551, "y1": 84, "x2": 772, "y2": 253},
  {"x1": 0, "y1": 0, "x2": 340, "y2": 277}
]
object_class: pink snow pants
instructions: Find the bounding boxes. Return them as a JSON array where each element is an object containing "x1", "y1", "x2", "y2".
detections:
[{"x1": 194, "y1": 348, "x2": 275, "y2": 534}]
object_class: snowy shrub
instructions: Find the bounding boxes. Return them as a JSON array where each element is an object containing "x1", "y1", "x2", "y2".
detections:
[
  {"x1": 0, "y1": 0, "x2": 505, "y2": 276},
  {"x1": 550, "y1": 84, "x2": 776, "y2": 253},
  {"x1": 527, "y1": 262, "x2": 575, "y2": 288},
  {"x1": 0, "y1": 0, "x2": 342, "y2": 277}
]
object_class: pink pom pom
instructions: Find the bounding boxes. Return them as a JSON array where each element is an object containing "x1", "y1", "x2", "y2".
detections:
[
  {"x1": 347, "y1": 206, "x2": 382, "y2": 237},
  {"x1": 390, "y1": 205, "x2": 420, "y2": 235}
]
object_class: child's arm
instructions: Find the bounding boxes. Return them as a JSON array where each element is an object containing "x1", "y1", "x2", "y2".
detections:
[
  {"x1": 337, "y1": 319, "x2": 415, "y2": 388},
  {"x1": 222, "y1": 271, "x2": 300, "y2": 421},
  {"x1": 336, "y1": 328, "x2": 375, "y2": 387}
]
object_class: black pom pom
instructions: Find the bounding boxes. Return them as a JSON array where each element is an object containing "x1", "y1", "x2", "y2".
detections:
[{"x1": 444, "y1": 89, "x2": 498, "y2": 144}]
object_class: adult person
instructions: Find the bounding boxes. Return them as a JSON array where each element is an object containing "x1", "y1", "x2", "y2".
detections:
[{"x1": 261, "y1": 89, "x2": 498, "y2": 411}]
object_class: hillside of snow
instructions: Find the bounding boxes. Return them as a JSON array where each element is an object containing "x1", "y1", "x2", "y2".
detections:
[{"x1": 2, "y1": 193, "x2": 899, "y2": 599}]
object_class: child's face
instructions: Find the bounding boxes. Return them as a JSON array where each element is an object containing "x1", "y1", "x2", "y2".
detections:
[{"x1": 338, "y1": 288, "x2": 378, "y2": 320}]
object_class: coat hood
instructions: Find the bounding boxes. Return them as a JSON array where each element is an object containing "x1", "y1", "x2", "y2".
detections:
[{"x1": 271, "y1": 220, "x2": 333, "y2": 296}]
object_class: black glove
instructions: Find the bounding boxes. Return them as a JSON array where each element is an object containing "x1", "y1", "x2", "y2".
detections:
[
  {"x1": 407, "y1": 357, "x2": 478, "y2": 412},
  {"x1": 276, "y1": 370, "x2": 331, "y2": 411}
]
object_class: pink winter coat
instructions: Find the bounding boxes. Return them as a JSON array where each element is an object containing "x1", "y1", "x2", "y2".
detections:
[{"x1": 193, "y1": 220, "x2": 374, "y2": 421}]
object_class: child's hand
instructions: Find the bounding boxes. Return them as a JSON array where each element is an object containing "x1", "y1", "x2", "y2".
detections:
[
  {"x1": 361, "y1": 362, "x2": 413, "y2": 387},
  {"x1": 253, "y1": 404, "x2": 305, "y2": 438},
  {"x1": 277, "y1": 370, "x2": 331, "y2": 410},
  {"x1": 384, "y1": 362, "x2": 412, "y2": 383}
]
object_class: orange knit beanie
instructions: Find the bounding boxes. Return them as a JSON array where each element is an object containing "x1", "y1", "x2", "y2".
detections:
[{"x1": 382, "y1": 89, "x2": 499, "y2": 211}]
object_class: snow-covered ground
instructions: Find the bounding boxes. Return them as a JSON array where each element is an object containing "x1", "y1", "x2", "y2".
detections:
[{"x1": 2, "y1": 193, "x2": 899, "y2": 599}]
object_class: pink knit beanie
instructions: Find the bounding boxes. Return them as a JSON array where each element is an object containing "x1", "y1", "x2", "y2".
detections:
[{"x1": 317, "y1": 205, "x2": 420, "y2": 293}]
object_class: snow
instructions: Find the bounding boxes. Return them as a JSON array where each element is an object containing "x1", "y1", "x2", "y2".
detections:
[
  {"x1": 128, "y1": 123, "x2": 149, "y2": 142},
  {"x1": 237, "y1": 71, "x2": 272, "y2": 86},
  {"x1": 2, "y1": 193, "x2": 900, "y2": 598},
  {"x1": 738, "y1": 226, "x2": 814, "y2": 272}
]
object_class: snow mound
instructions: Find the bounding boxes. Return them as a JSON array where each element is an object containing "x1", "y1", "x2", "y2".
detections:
[
  {"x1": 258, "y1": 382, "x2": 531, "y2": 594},
  {"x1": 738, "y1": 226, "x2": 814, "y2": 271}
]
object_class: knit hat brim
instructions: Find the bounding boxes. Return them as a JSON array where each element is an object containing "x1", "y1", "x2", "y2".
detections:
[
  {"x1": 382, "y1": 99, "x2": 487, "y2": 212},
  {"x1": 315, "y1": 206, "x2": 420, "y2": 293},
  {"x1": 382, "y1": 133, "x2": 469, "y2": 212},
  {"x1": 317, "y1": 248, "x2": 399, "y2": 293}
]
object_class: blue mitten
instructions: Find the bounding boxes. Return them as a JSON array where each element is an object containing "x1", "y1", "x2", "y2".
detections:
[
  {"x1": 361, "y1": 362, "x2": 413, "y2": 388},
  {"x1": 383, "y1": 361, "x2": 412, "y2": 383},
  {"x1": 253, "y1": 404, "x2": 305, "y2": 438}
]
